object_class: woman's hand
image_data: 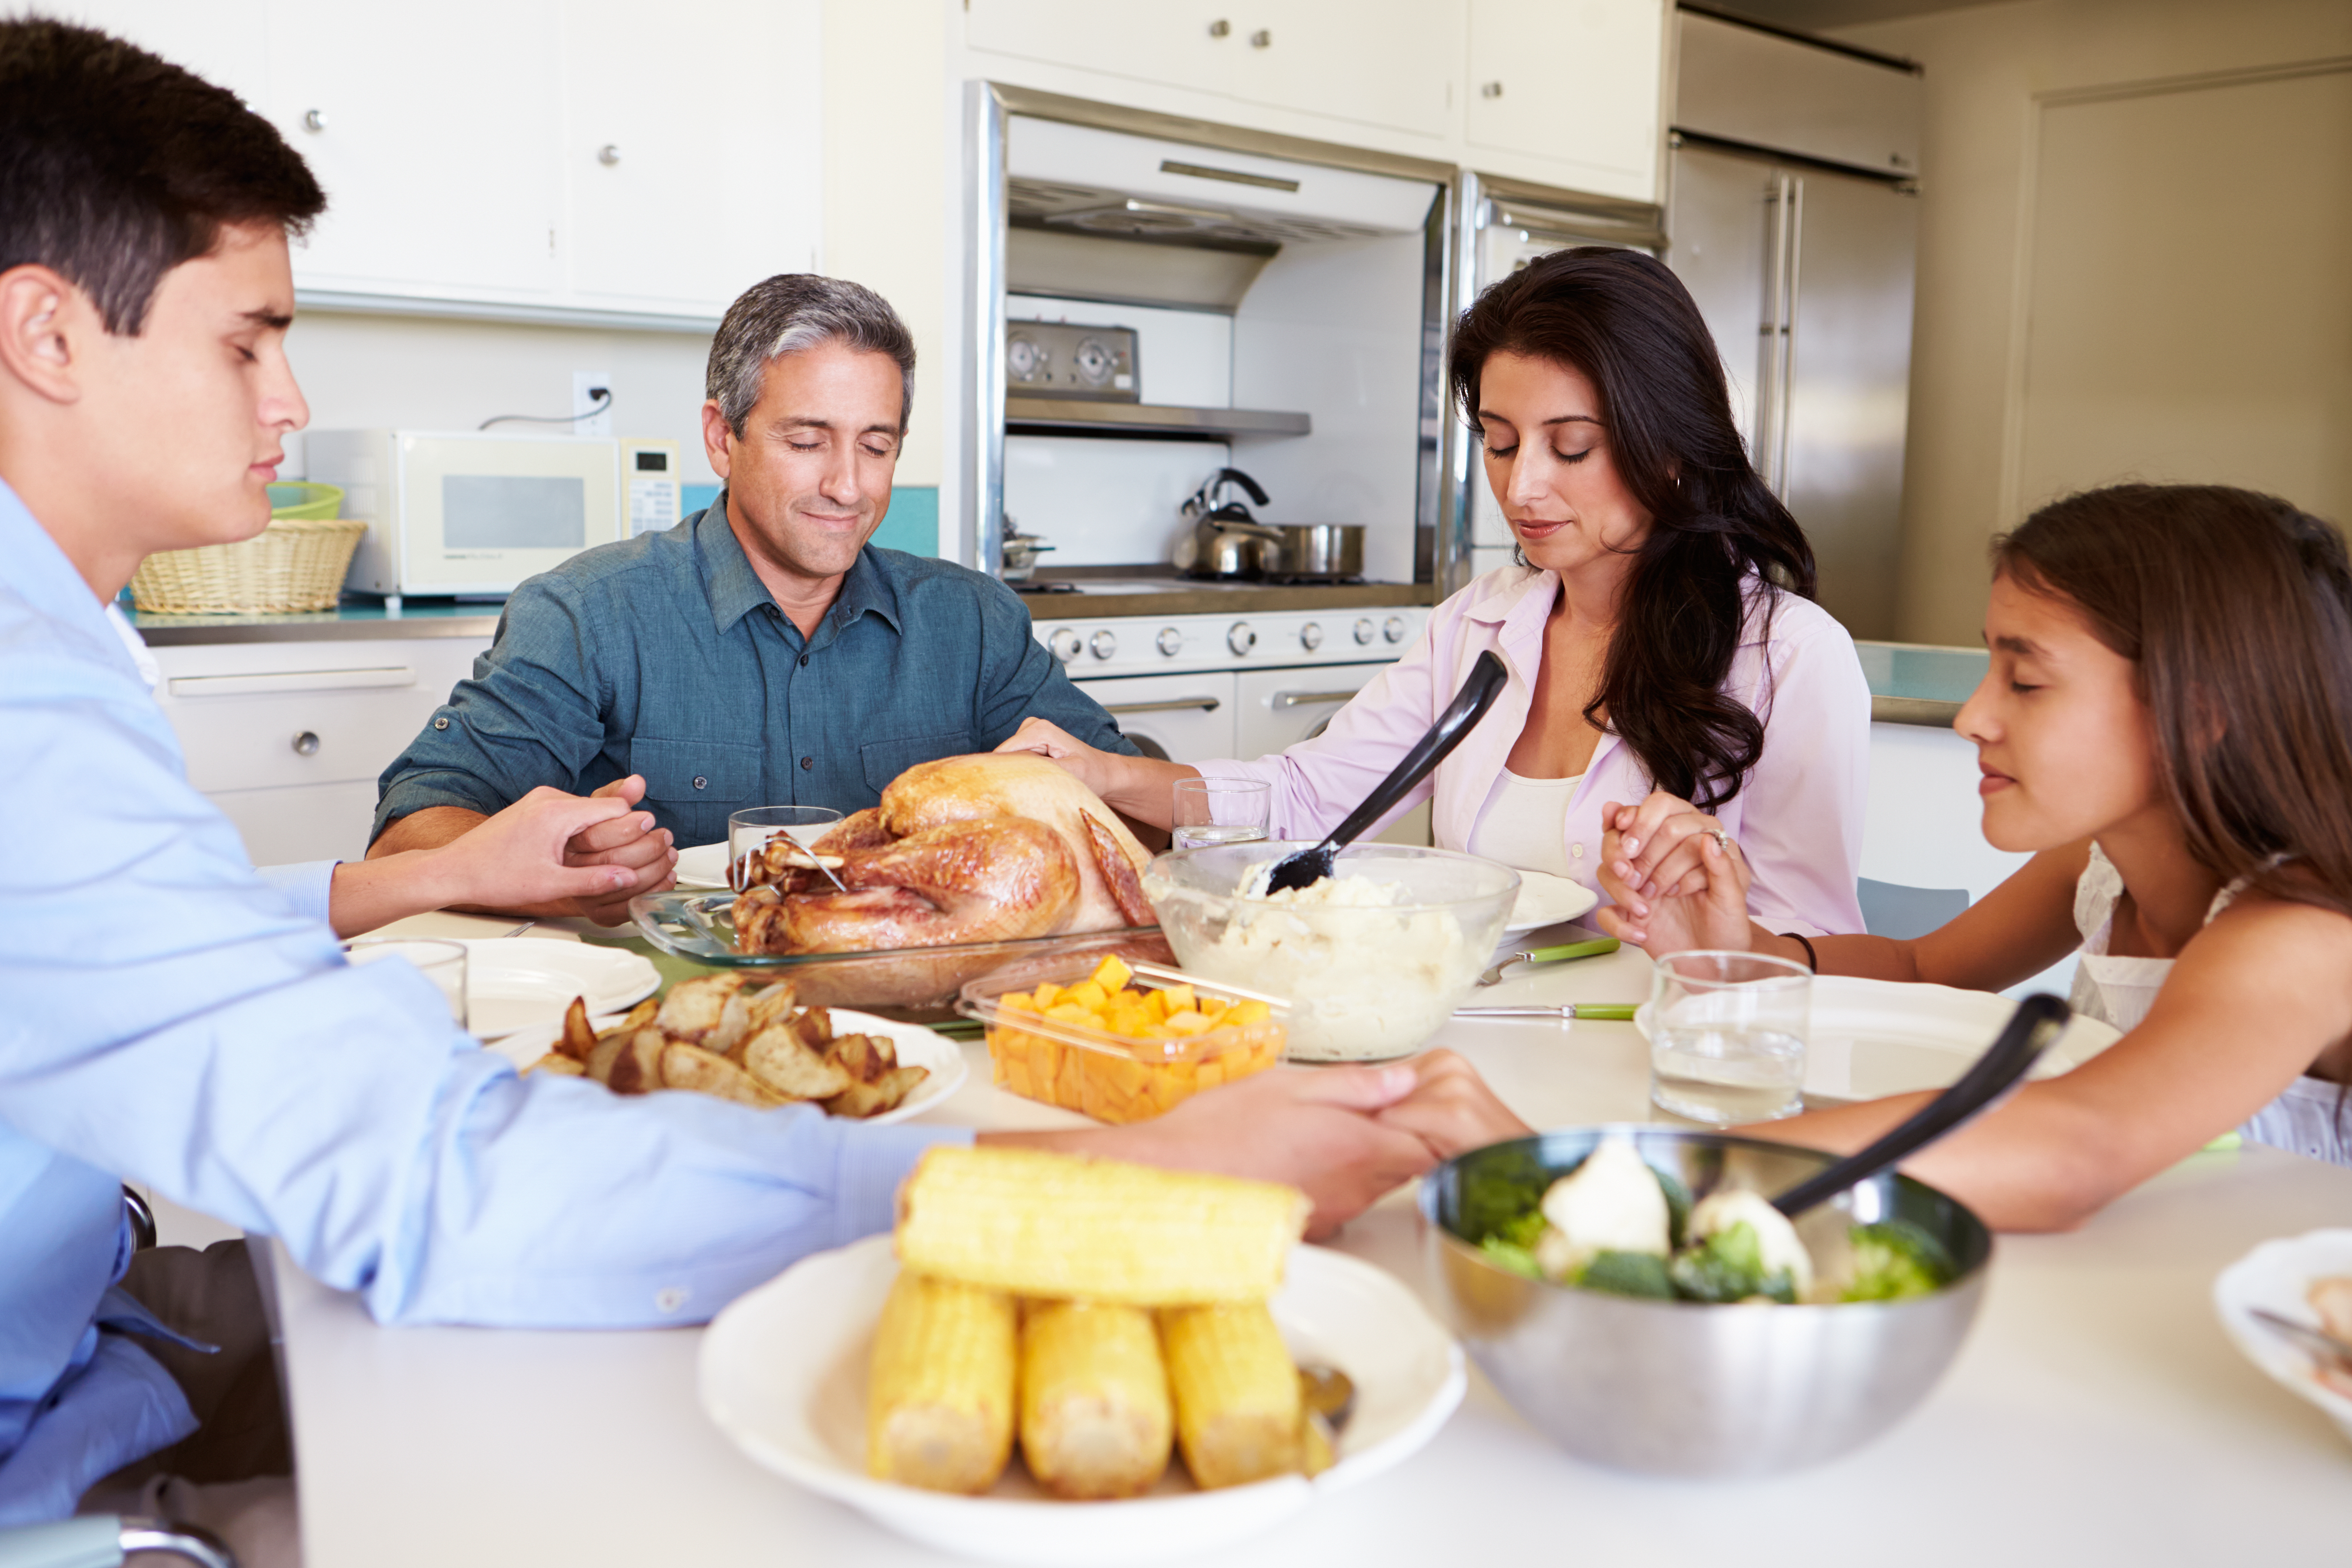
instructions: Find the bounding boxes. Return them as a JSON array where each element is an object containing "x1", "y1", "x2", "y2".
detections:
[
  {"x1": 1374, "y1": 1050, "x2": 1534, "y2": 1159},
  {"x1": 1593, "y1": 799, "x2": 1756, "y2": 955}
]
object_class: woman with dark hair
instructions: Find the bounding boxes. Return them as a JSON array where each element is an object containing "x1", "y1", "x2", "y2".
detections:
[
  {"x1": 1589, "y1": 483, "x2": 2352, "y2": 1225},
  {"x1": 1001, "y1": 247, "x2": 1868, "y2": 936}
]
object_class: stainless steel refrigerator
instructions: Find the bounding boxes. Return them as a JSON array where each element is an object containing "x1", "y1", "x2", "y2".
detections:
[{"x1": 1667, "y1": 7, "x2": 1924, "y2": 641}]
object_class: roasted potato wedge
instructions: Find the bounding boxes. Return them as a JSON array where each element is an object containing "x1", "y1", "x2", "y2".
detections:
[
  {"x1": 524, "y1": 1053, "x2": 586, "y2": 1078},
  {"x1": 742, "y1": 1023, "x2": 853, "y2": 1100},
  {"x1": 660, "y1": 1043, "x2": 790, "y2": 1108},
  {"x1": 823, "y1": 1063, "x2": 929, "y2": 1119},
  {"x1": 745, "y1": 980, "x2": 800, "y2": 1032},
  {"x1": 557, "y1": 998, "x2": 598, "y2": 1063},
  {"x1": 655, "y1": 973, "x2": 754, "y2": 1049},
  {"x1": 607, "y1": 1028, "x2": 668, "y2": 1096}
]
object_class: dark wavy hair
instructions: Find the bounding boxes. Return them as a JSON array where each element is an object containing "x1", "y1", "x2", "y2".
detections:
[
  {"x1": 0, "y1": 18, "x2": 324, "y2": 334},
  {"x1": 1448, "y1": 247, "x2": 1817, "y2": 809},
  {"x1": 1993, "y1": 485, "x2": 2352, "y2": 921}
]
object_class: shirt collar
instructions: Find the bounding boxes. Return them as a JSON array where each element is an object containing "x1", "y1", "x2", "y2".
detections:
[
  {"x1": 0, "y1": 475, "x2": 144, "y2": 680},
  {"x1": 1463, "y1": 565, "x2": 1559, "y2": 650},
  {"x1": 697, "y1": 490, "x2": 905, "y2": 644}
]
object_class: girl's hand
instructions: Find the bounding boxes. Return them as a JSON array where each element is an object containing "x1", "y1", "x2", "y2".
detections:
[
  {"x1": 1600, "y1": 790, "x2": 1732, "y2": 898},
  {"x1": 1594, "y1": 805, "x2": 1756, "y2": 954},
  {"x1": 1373, "y1": 1049, "x2": 1534, "y2": 1159}
]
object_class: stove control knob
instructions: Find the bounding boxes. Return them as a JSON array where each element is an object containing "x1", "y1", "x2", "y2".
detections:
[
  {"x1": 1300, "y1": 621, "x2": 1324, "y2": 651},
  {"x1": 1089, "y1": 629, "x2": 1118, "y2": 660},
  {"x1": 1048, "y1": 627, "x2": 1083, "y2": 663},
  {"x1": 1227, "y1": 621, "x2": 1257, "y2": 656},
  {"x1": 1383, "y1": 615, "x2": 1408, "y2": 644},
  {"x1": 1156, "y1": 626, "x2": 1183, "y2": 657},
  {"x1": 1352, "y1": 617, "x2": 1376, "y2": 646}
]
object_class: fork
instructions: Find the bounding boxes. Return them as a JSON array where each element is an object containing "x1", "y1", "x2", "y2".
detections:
[{"x1": 1475, "y1": 936, "x2": 1619, "y2": 988}]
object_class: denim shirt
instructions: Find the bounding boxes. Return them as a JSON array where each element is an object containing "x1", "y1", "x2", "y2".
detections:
[
  {"x1": 0, "y1": 478, "x2": 969, "y2": 1522},
  {"x1": 375, "y1": 499, "x2": 1137, "y2": 845}
]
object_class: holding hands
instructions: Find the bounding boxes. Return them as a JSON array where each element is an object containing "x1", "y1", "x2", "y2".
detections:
[{"x1": 1591, "y1": 789, "x2": 1757, "y2": 955}]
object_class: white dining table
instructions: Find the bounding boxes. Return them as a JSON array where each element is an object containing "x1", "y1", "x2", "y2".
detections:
[{"x1": 265, "y1": 937, "x2": 2352, "y2": 1565}]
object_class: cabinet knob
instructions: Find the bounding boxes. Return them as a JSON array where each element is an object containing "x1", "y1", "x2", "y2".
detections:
[
  {"x1": 1207, "y1": 18, "x2": 1230, "y2": 37},
  {"x1": 1480, "y1": 81, "x2": 1504, "y2": 99},
  {"x1": 301, "y1": 108, "x2": 327, "y2": 133},
  {"x1": 598, "y1": 144, "x2": 622, "y2": 167},
  {"x1": 291, "y1": 730, "x2": 320, "y2": 757},
  {"x1": 1250, "y1": 28, "x2": 1271, "y2": 47}
]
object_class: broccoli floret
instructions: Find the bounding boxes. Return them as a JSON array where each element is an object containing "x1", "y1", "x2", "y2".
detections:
[
  {"x1": 1478, "y1": 1236, "x2": 1544, "y2": 1280},
  {"x1": 1576, "y1": 1249, "x2": 1675, "y2": 1299},
  {"x1": 1667, "y1": 1220, "x2": 1797, "y2": 1304},
  {"x1": 1841, "y1": 1220, "x2": 1955, "y2": 1302},
  {"x1": 1653, "y1": 1166, "x2": 1695, "y2": 1250},
  {"x1": 1493, "y1": 1207, "x2": 1548, "y2": 1251},
  {"x1": 1455, "y1": 1145, "x2": 1553, "y2": 1248}
]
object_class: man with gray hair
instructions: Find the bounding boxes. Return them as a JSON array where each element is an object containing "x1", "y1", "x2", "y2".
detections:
[{"x1": 370, "y1": 274, "x2": 1137, "y2": 920}]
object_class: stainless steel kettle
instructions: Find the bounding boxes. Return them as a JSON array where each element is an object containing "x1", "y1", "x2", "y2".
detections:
[{"x1": 1173, "y1": 468, "x2": 1279, "y2": 579}]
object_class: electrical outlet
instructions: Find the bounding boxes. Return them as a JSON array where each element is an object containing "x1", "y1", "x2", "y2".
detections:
[{"x1": 572, "y1": 370, "x2": 613, "y2": 437}]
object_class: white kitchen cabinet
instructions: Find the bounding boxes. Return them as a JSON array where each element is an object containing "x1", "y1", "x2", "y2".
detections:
[
  {"x1": 150, "y1": 635, "x2": 490, "y2": 866},
  {"x1": 965, "y1": 0, "x2": 1462, "y2": 140},
  {"x1": 1464, "y1": 0, "x2": 1666, "y2": 193}
]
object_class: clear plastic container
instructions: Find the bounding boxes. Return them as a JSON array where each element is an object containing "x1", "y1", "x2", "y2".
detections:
[{"x1": 956, "y1": 955, "x2": 1288, "y2": 1124}]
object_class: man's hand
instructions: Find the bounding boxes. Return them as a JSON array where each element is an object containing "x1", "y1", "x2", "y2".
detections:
[
  {"x1": 554, "y1": 775, "x2": 676, "y2": 924},
  {"x1": 1373, "y1": 1050, "x2": 1533, "y2": 1159},
  {"x1": 994, "y1": 716, "x2": 1115, "y2": 793},
  {"x1": 994, "y1": 1063, "x2": 1436, "y2": 1238},
  {"x1": 1592, "y1": 797, "x2": 1756, "y2": 955}
]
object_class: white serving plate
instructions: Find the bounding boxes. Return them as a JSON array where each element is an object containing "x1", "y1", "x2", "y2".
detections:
[
  {"x1": 487, "y1": 1007, "x2": 966, "y2": 1127},
  {"x1": 699, "y1": 1236, "x2": 1465, "y2": 1566},
  {"x1": 1635, "y1": 974, "x2": 2122, "y2": 1104},
  {"x1": 2214, "y1": 1228, "x2": 2352, "y2": 1446},
  {"x1": 457, "y1": 940, "x2": 659, "y2": 1040},
  {"x1": 1501, "y1": 870, "x2": 1601, "y2": 934}
]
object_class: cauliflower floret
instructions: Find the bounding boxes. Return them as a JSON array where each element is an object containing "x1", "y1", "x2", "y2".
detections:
[
  {"x1": 1534, "y1": 1136, "x2": 1671, "y2": 1280},
  {"x1": 1686, "y1": 1188, "x2": 1814, "y2": 1298}
]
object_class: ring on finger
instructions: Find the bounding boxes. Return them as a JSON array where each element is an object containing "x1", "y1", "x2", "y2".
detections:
[{"x1": 1705, "y1": 827, "x2": 1733, "y2": 855}]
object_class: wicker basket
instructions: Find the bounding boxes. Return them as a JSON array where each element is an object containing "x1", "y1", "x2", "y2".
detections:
[{"x1": 129, "y1": 516, "x2": 368, "y2": 614}]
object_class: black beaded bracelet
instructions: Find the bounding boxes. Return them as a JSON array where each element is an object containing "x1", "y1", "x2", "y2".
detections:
[{"x1": 1779, "y1": 931, "x2": 1819, "y2": 973}]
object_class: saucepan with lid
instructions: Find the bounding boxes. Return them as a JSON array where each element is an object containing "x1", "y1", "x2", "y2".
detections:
[{"x1": 1255, "y1": 523, "x2": 1365, "y2": 581}]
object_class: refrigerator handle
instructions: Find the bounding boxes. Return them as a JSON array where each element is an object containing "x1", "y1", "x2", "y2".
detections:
[
  {"x1": 1759, "y1": 173, "x2": 1794, "y2": 495},
  {"x1": 1777, "y1": 175, "x2": 1805, "y2": 500}
]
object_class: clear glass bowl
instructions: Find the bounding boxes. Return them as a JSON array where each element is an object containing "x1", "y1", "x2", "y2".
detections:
[{"x1": 1140, "y1": 842, "x2": 1521, "y2": 1061}]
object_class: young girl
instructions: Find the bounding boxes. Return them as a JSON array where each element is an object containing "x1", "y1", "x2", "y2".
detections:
[{"x1": 1591, "y1": 484, "x2": 2352, "y2": 1231}]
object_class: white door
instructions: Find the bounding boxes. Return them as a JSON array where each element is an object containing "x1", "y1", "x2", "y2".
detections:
[
  {"x1": 559, "y1": 0, "x2": 821, "y2": 314},
  {"x1": 1072, "y1": 671, "x2": 1238, "y2": 764},
  {"x1": 1464, "y1": 0, "x2": 1665, "y2": 197},
  {"x1": 260, "y1": 0, "x2": 565, "y2": 301}
]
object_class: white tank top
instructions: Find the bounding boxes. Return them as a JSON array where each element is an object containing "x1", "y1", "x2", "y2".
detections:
[
  {"x1": 1465, "y1": 769, "x2": 1583, "y2": 879},
  {"x1": 2069, "y1": 842, "x2": 2347, "y2": 1166}
]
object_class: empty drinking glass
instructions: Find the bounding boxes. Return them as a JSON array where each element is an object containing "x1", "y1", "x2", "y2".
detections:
[
  {"x1": 729, "y1": 805, "x2": 845, "y2": 891},
  {"x1": 1171, "y1": 778, "x2": 1272, "y2": 851},
  {"x1": 1647, "y1": 949, "x2": 1811, "y2": 1123}
]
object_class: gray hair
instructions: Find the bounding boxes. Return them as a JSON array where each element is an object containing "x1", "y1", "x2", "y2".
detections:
[{"x1": 706, "y1": 274, "x2": 916, "y2": 437}]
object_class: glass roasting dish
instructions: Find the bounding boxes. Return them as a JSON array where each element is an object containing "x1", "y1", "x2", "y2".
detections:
[{"x1": 627, "y1": 889, "x2": 1173, "y2": 1019}]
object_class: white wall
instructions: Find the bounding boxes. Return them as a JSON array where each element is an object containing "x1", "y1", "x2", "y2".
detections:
[{"x1": 1828, "y1": 0, "x2": 2352, "y2": 644}]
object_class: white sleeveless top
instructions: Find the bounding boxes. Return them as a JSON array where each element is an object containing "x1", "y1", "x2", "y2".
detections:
[
  {"x1": 1465, "y1": 769, "x2": 1584, "y2": 880},
  {"x1": 2070, "y1": 842, "x2": 2348, "y2": 1166}
]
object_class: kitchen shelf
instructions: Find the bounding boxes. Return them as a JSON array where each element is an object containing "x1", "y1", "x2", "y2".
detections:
[{"x1": 1004, "y1": 397, "x2": 1312, "y2": 438}]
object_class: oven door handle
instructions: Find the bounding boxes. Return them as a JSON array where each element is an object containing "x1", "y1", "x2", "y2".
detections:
[
  {"x1": 1101, "y1": 696, "x2": 1223, "y2": 715},
  {"x1": 1269, "y1": 690, "x2": 1361, "y2": 710}
]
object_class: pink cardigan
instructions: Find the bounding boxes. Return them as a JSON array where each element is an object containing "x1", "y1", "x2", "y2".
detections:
[{"x1": 1198, "y1": 565, "x2": 1869, "y2": 936}]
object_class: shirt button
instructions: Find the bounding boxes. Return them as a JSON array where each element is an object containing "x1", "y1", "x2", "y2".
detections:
[
  {"x1": 432, "y1": 716, "x2": 449, "y2": 730},
  {"x1": 692, "y1": 776, "x2": 707, "y2": 790},
  {"x1": 799, "y1": 654, "x2": 809, "y2": 667},
  {"x1": 800, "y1": 756, "x2": 813, "y2": 771},
  {"x1": 1571, "y1": 843, "x2": 1584, "y2": 858}
]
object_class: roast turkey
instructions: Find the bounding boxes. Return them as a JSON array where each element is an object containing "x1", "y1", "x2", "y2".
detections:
[{"x1": 731, "y1": 754, "x2": 1155, "y2": 955}]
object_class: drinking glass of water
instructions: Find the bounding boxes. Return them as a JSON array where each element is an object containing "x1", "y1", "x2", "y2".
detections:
[
  {"x1": 343, "y1": 937, "x2": 470, "y2": 1032},
  {"x1": 1171, "y1": 777, "x2": 1271, "y2": 851},
  {"x1": 1647, "y1": 949, "x2": 1810, "y2": 1123}
]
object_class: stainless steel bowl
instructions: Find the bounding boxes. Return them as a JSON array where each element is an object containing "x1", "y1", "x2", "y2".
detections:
[{"x1": 1420, "y1": 1127, "x2": 1992, "y2": 1477}]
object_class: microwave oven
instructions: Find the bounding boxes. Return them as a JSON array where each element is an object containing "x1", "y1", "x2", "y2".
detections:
[{"x1": 309, "y1": 429, "x2": 627, "y2": 598}]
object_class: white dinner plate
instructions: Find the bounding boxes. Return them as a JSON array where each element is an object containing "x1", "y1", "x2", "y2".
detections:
[
  {"x1": 486, "y1": 1006, "x2": 967, "y2": 1127},
  {"x1": 458, "y1": 940, "x2": 659, "y2": 1040},
  {"x1": 2213, "y1": 1228, "x2": 2352, "y2": 1446},
  {"x1": 1502, "y1": 870, "x2": 1601, "y2": 934},
  {"x1": 699, "y1": 1237, "x2": 1465, "y2": 1566},
  {"x1": 1634, "y1": 974, "x2": 2122, "y2": 1104}
]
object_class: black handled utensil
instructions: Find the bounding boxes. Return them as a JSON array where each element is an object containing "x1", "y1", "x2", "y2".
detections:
[
  {"x1": 1258, "y1": 650, "x2": 1510, "y2": 895},
  {"x1": 1768, "y1": 992, "x2": 2073, "y2": 1220}
]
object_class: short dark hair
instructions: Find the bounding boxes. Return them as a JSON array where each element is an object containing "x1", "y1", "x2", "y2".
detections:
[
  {"x1": 708, "y1": 274, "x2": 916, "y2": 437},
  {"x1": 1447, "y1": 247, "x2": 1818, "y2": 810},
  {"x1": 0, "y1": 17, "x2": 325, "y2": 335}
]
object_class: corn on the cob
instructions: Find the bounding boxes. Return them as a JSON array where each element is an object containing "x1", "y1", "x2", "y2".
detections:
[
  {"x1": 894, "y1": 1147, "x2": 1308, "y2": 1304},
  {"x1": 1018, "y1": 1300, "x2": 1173, "y2": 1499},
  {"x1": 1159, "y1": 1303, "x2": 1303, "y2": 1489},
  {"x1": 866, "y1": 1271, "x2": 1017, "y2": 1494}
]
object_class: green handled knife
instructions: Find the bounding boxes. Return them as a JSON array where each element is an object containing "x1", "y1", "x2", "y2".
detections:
[{"x1": 1454, "y1": 1003, "x2": 1638, "y2": 1022}]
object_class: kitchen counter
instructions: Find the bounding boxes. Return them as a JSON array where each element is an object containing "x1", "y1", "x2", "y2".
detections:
[
  {"x1": 1856, "y1": 640, "x2": 1987, "y2": 728},
  {"x1": 1014, "y1": 576, "x2": 1438, "y2": 618},
  {"x1": 130, "y1": 599, "x2": 503, "y2": 646}
]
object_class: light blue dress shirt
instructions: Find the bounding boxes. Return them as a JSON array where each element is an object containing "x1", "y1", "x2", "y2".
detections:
[{"x1": 0, "y1": 478, "x2": 970, "y2": 1522}]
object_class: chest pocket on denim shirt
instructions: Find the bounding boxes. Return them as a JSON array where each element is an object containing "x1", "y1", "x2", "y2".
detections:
[
  {"x1": 631, "y1": 736, "x2": 760, "y2": 845},
  {"x1": 860, "y1": 732, "x2": 970, "y2": 797}
]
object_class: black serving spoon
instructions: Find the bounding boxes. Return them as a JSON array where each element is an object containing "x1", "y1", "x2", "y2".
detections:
[
  {"x1": 1258, "y1": 650, "x2": 1510, "y2": 895},
  {"x1": 1768, "y1": 992, "x2": 2073, "y2": 1219}
]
